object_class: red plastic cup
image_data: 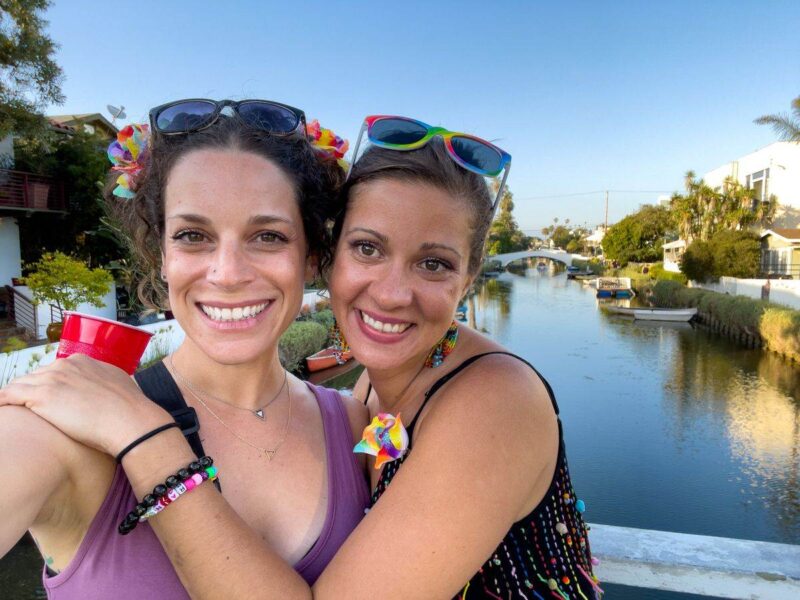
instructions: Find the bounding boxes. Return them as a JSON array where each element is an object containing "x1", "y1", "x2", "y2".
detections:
[{"x1": 56, "y1": 312, "x2": 154, "y2": 375}]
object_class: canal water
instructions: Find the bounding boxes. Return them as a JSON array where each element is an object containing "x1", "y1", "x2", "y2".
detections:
[
  {"x1": 469, "y1": 264, "x2": 800, "y2": 598},
  {"x1": 2, "y1": 264, "x2": 798, "y2": 598}
]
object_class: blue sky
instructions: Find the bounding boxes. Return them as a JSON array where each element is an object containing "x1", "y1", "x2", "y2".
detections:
[{"x1": 44, "y1": 0, "x2": 800, "y2": 234}]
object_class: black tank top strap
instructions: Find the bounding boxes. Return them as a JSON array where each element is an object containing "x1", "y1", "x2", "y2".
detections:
[
  {"x1": 406, "y1": 351, "x2": 559, "y2": 439},
  {"x1": 364, "y1": 382, "x2": 372, "y2": 406}
]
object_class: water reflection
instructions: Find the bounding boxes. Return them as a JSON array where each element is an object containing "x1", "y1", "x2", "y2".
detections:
[
  {"x1": 468, "y1": 270, "x2": 800, "y2": 546},
  {"x1": 664, "y1": 329, "x2": 800, "y2": 538}
]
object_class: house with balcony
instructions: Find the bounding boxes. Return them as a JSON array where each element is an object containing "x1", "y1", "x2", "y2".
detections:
[
  {"x1": 761, "y1": 228, "x2": 800, "y2": 278},
  {"x1": 0, "y1": 114, "x2": 118, "y2": 341}
]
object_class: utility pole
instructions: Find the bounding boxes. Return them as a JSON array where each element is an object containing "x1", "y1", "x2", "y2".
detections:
[{"x1": 604, "y1": 190, "x2": 609, "y2": 232}]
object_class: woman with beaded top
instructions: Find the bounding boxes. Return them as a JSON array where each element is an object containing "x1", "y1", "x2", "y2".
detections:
[
  {"x1": 0, "y1": 100, "x2": 370, "y2": 598},
  {"x1": 1, "y1": 114, "x2": 599, "y2": 599}
]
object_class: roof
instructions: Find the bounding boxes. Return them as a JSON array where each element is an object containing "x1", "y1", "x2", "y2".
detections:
[
  {"x1": 48, "y1": 113, "x2": 118, "y2": 136},
  {"x1": 761, "y1": 228, "x2": 800, "y2": 242},
  {"x1": 47, "y1": 118, "x2": 76, "y2": 133},
  {"x1": 663, "y1": 240, "x2": 687, "y2": 249}
]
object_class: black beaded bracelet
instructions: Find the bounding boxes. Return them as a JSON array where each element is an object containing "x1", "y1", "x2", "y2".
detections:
[
  {"x1": 118, "y1": 456, "x2": 216, "y2": 535},
  {"x1": 115, "y1": 422, "x2": 180, "y2": 464}
]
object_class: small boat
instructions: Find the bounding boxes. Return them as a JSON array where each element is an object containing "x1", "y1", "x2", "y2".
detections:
[
  {"x1": 595, "y1": 277, "x2": 635, "y2": 299},
  {"x1": 605, "y1": 306, "x2": 698, "y2": 322},
  {"x1": 306, "y1": 347, "x2": 353, "y2": 372}
]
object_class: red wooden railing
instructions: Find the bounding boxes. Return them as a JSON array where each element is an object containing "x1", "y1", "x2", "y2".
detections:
[{"x1": 0, "y1": 169, "x2": 66, "y2": 211}]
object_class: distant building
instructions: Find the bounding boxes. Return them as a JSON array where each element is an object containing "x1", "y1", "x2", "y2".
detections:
[
  {"x1": 662, "y1": 240, "x2": 686, "y2": 273},
  {"x1": 703, "y1": 142, "x2": 800, "y2": 228},
  {"x1": 48, "y1": 113, "x2": 118, "y2": 140},
  {"x1": 584, "y1": 226, "x2": 606, "y2": 256}
]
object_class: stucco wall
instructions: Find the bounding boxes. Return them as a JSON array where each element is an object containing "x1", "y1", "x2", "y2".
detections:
[
  {"x1": 703, "y1": 142, "x2": 800, "y2": 218},
  {"x1": 0, "y1": 217, "x2": 22, "y2": 286},
  {"x1": 691, "y1": 277, "x2": 800, "y2": 310}
]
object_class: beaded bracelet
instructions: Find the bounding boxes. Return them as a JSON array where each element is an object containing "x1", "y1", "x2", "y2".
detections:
[{"x1": 118, "y1": 456, "x2": 217, "y2": 535}]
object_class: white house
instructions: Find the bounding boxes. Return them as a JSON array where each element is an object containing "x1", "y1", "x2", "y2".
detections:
[
  {"x1": 662, "y1": 239, "x2": 686, "y2": 273},
  {"x1": 703, "y1": 142, "x2": 800, "y2": 228}
]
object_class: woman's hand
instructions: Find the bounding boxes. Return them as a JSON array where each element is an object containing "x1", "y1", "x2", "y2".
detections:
[{"x1": 0, "y1": 354, "x2": 172, "y2": 457}]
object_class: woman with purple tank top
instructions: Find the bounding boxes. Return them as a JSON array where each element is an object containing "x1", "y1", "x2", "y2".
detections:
[
  {"x1": 2, "y1": 115, "x2": 598, "y2": 599},
  {"x1": 0, "y1": 103, "x2": 370, "y2": 598}
]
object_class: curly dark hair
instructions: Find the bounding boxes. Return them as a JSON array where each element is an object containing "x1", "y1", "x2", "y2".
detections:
[
  {"x1": 106, "y1": 116, "x2": 344, "y2": 310},
  {"x1": 334, "y1": 140, "x2": 494, "y2": 275}
]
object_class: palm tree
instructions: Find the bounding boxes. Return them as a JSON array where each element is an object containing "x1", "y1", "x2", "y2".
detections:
[{"x1": 754, "y1": 95, "x2": 800, "y2": 142}]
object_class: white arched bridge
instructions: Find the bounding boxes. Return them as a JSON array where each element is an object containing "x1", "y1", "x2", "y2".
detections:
[{"x1": 486, "y1": 249, "x2": 586, "y2": 268}]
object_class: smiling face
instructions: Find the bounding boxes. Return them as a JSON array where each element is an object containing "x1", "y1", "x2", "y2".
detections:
[
  {"x1": 329, "y1": 178, "x2": 475, "y2": 373},
  {"x1": 162, "y1": 148, "x2": 309, "y2": 365}
]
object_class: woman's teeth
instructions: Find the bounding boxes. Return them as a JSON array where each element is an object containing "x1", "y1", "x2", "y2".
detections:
[
  {"x1": 361, "y1": 311, "x2": 411, "y2": 334},
  {"x1": 201, "y1": 302, "x2": 268, "y2": 322}
]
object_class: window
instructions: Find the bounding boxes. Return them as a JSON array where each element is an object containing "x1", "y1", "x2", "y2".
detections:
[{"x1": 748, "y1": 168, "x2": 770, "y2": 202}]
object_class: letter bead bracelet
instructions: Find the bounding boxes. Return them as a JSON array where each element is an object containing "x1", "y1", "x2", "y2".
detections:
[{"x1": 118, "y1": 456, "x2": 218, "y2": 535}]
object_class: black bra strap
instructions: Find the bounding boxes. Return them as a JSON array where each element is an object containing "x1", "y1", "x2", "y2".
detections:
[{"x1": 405, "y1": 351, "x2": 560, "y2": 439}]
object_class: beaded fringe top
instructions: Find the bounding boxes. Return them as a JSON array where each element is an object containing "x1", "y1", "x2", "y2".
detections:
[{"x1": 371, "y1": 431, "x2": 601, "y2": 599}]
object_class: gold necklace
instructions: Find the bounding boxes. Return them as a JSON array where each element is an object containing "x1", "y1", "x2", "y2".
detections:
[
  {"x1": 168, "y1": 355, "x2": 287, "y2": 421},
  {"x1": 167, "y1": 357, "x2": 293, "y2": 460}
]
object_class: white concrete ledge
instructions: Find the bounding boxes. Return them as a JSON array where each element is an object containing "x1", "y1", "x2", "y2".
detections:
[{"x1": 590, "y1": 523, "x2": 800, "y2": 599}]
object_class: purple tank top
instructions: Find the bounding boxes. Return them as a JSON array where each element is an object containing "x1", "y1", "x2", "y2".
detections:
[{"x1": 43, "y1": 383, "x2": 369, "y2": 599}]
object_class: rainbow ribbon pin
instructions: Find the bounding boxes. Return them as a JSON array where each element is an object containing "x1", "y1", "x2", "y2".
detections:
[{"x1": 353, "y1": 413, "x2": 409, "y2": 469}]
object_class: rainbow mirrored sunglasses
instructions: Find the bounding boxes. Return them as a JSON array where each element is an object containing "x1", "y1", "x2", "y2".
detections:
[{"x1": 348, "y1": 115, "x2": 512, "y2": 211}]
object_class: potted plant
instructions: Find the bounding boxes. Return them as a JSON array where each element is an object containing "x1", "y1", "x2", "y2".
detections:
[{"x1": 23, "y1": 252, "x2": 115, "y2": 341}]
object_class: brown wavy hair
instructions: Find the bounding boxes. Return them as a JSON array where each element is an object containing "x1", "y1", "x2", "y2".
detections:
[
  {"x1": 106, "y1": 117, "x2": 345, "y2": 310},
  {"x1": 334, "y1": 140, "x2": 493, "y2": 275}
]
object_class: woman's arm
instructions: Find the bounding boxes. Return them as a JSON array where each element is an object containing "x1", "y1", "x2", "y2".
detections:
[
  {"x1": 2, "y1": 353, "x2": 556, "y2": 599},
  {"x1": 0, "y1": 407, "x2": 74, "y2": 557}
]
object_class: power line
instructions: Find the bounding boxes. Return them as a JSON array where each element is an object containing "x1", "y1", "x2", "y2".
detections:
[{"x1": 516, "y1": 189, "x2": 673, "y2": 201}]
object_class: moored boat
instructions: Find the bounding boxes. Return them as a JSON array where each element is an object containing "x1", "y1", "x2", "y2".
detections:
[
  {"x1": 604, "y1": 306, "x2": 698, "y2": 322},
  {"x1": 305, "y1": 347, "x2": 353, "y2": 372},
  {"x1": 595, "y1": 277, "x2": 635, "y2": 299}
]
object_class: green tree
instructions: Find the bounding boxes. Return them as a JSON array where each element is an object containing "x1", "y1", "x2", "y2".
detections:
[
  {"x1": 0, "y1": 0, "x2": 64, "y2": 137},
  {"x1": 602, "y1": 204, "x2": 672, "y2": 265},
  {"x1": 487, "y1": 188, "x2": 531, "y2": 255},
  {"x1": 754, "y1": 95, "x2": 800, "y2": 142},
  {"x1": 23, "y1": 251, "x2": 113, "y2": 311}
]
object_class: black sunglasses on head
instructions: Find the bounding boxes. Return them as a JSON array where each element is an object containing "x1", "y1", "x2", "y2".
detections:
[{"x1": 149, "y1": 98, "x2": 307, "y2": 136}]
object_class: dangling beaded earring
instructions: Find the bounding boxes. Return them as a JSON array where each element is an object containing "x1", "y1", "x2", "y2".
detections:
[
  {"x1": 330, "y1": 321, "x2": 350, "y2": 353},
  {"x1": 425, "y1": 321, "x2": 459, "y2": 368}
]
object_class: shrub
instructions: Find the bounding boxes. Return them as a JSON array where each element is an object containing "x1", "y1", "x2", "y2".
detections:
[
  {"x1": 760, "y1": 307, "x2": 800, "y2": 361},
  {"x1": 649, "y1": 262, "x2": 688, "y2": 284},
  {"x1": 682, "y1": 230, "x2": 761, "y2": 282},
  {"x1": 709, "y1": 230, "x2": 760, "y2": 279},
  {"x1": 1, "y1": 336, "x2": 28, "y2": 354},
  {"x1": 309, "y1": 308, "x2": 335, "y2": 333},
  {"x1": 278, "y1": 321, "x2": 328, "y2": 373},
  {"x1": 681, "y1": 240, "x2": 714, "y2": 282}
]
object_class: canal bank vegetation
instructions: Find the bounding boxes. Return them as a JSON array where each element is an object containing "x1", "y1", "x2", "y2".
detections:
[{"x1": 644, "y1": 280, "x2": 800, "y2": 362}]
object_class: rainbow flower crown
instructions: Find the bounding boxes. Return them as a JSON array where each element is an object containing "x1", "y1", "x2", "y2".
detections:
[{"x1": 106, "y1": 119, "x2": 348, "y2": 198}]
